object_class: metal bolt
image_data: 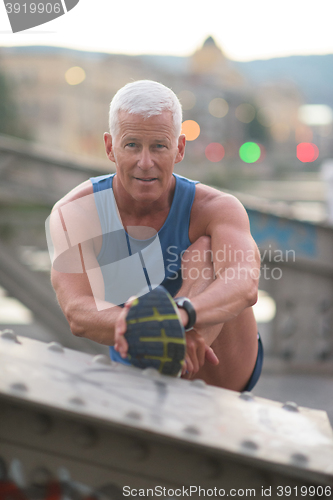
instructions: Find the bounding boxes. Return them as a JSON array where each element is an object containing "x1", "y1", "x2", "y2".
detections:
[
  {"x1": 183, "y1": 425, "x2": 200, "y2": 436},
  {"x1": 290, "y1": 453, "x2": 308, "y2": 467},
  {"x1": 125, "y1": 410, "x2": 142, "y2": 421},
  {"x1": 191, "y1": 379, "x2": 206, "y2": 389},
  {"x1": 154, "y1": 380, "x2": 167, "y2": 389},
  {"x1": 92, "y1": 354, "x2": 111, "y2": 365},
  {"x1": 68, "y1": 396, "x2": 85, "y2": 406},
  {"x1": 239, "y1": 391, "x2": 254, "y2": 401},
  {"x1": 10, "y1": 382, "x2": 28, "y2": 393},
  {"x1": 47, "y1": 341, "x2": 64, "y2": 353},
  {"x1": 282, "y1": 401, "x2": 299, "y2": 412},
  {"x1": 241, "y1": 440, "x2": 258, "y2": 452},
  {"x1": 142, "y1": 367, "x2": 161, "y2": 378},
  {"x1": 1, "y1": 329, "x2": 20, "y2": 343}
]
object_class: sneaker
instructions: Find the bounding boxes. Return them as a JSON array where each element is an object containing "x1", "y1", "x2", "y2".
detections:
[{"x1": 124, "y1": 286, "x2": 186, "y2": 376}]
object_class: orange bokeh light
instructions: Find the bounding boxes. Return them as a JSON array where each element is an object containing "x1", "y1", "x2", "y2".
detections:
[
  {"x1": 296, "y1": 142, "x2": 319, "y2": 162},
  {"x1": 205, "y1": 143, "x2": 225, "y2": 162},
  {"x1": 181, "y1": 120, "x2": 200, "y2": 141}
]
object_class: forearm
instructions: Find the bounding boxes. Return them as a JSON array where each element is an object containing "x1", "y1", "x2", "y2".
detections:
[{"x1": 57, "y1": 292, "x2": 122, "y2": 345}]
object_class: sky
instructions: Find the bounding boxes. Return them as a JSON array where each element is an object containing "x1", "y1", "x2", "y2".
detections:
[{"x1": 0, "y1": 0, "x2": 333, "y2": 61}]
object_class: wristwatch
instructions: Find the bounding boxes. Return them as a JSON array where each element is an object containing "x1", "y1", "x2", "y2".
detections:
[{"x1": 174, "y1": 296, "x2": 196, "y2": 331}]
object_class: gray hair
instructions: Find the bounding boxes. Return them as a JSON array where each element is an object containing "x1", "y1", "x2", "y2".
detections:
[{"x1": 109, "y1": 80, "x2": 182, "y2": 138}]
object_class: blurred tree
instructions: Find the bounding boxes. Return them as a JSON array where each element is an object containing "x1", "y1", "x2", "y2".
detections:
[
  {"x1": 246, "y1": 110, "x2": 270, "y2": 145},
  {"x1": 0, "y1": 67, "x2": 30, "y2": 139}
]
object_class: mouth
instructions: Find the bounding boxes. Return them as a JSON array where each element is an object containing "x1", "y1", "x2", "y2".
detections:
[{"x1": 135, "y1": 177, "x2": 157, "y2": 182}]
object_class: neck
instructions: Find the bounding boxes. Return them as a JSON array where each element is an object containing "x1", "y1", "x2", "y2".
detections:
[{"x1": 113, "y1": 174, "x2": 176, "y2": 227}]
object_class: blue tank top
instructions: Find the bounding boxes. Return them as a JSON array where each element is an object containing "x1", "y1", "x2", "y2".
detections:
[{"x1": 90, "y1": 172, "x2": 198, "y2": 363}]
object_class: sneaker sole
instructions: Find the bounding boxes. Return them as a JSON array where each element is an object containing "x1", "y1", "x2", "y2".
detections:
[{"x1": 124, "y1": 286, "x2": 186, "y2": 376}]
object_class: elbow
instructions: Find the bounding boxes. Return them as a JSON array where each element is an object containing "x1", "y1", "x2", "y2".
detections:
[
  {"x1": 65, "y1": 305, "x2": 86, "y2": 338},
  {"x1": 247, "y1": 277, "x2": 259, "y2": 307},
  {"x1": 248, "y1": 288, "x2": 258, "y2": 307}
]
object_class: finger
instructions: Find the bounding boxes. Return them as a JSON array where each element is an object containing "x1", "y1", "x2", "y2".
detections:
[
  {"x1": 115, "y1": 335, "x2": 128, "y2": 358},
  {"x1": 195, "y1": 334, "x2": 206, "y2": 368},
  {"x1": 114, "y1": 297, "x2": 137, "y2": 356},
  {"x1": 205, "y1": 345, "x2": 219, "y2": 365},
  {"x1": 184, "y1": 354, "x2": 194, "y2": 378},
  {"x1": 187, "y1": 340, "x2": 200, "y2": 374},
  {"x1": 125, "y1": 295, "x2": 137, "y2": 308}
]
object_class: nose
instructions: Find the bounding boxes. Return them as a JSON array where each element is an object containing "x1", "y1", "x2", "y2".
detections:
[{"x1": 137, "y1": 146, "x2": 154, "y2": 170}]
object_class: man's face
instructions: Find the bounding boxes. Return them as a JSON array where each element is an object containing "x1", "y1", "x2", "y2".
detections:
[{"x1": 104, "y1": 110, "x2": 185, "y2": 203}]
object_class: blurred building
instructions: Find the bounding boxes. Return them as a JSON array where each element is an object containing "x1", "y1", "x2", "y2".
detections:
[{"x1": 0, "y1": 38, "x2": 328, "y2": 183}]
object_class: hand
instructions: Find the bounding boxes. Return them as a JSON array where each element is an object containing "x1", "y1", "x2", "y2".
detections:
[
  {"x1": 181, "y1": 329, "x2": 219, "y2": 378},
  {"x1": 114, "y1": 296, "x2": 137, "y2": 358}
]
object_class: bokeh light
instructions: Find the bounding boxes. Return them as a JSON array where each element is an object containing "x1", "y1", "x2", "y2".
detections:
[
  {"x1": 208, "y1": 98, "x2": 229, "y2": 118},
  {"x1": 298, "y1": 104, "x2": 333, "y2": 126},
  {"x1": 253, "y1": 290, "x2": 276, "y2": 323},
  {"x1": 239, "y1": 142, "x2": 261, "y2": 163},
  {"x1": 270, "y1": 123, "x2": 290, "y2": 142},
  {"x1": 178, "y1": 90, "x2": 196, "y2": 110},
  {"x1": 65, "y1": 66, "x2": 86, "y2": 85},
  {"x1": 257, "y1": 107, "x2": 276, "y2": 127},
  {"x1": 235, "y1": 103, "x2": 255, "y2": 123},
  {"x1": 181, "y1": 120, "x2": 200, "y2": 141},
  {"x1": 296, "y1": 142, "x2": 319, "y2": 162},
  {"x1": 205, "y1": 143, "x2": 225, "y2": 162}
]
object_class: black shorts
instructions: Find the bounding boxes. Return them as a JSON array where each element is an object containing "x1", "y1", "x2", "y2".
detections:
[{"x1": 242, "y1": 333, "x2": 264, "y2": 392}]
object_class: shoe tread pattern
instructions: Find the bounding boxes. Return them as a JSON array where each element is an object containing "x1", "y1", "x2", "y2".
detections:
[{"x1": 125, "y1": 286, "x2": 186, "y2": 375}]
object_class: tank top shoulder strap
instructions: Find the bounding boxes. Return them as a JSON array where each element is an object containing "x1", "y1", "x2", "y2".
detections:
[
  {"x1": 159, "y1": 174, "x2": 199, "y2": 244},
  {"x1": 90, "y1": 173, "x2": 123, "y2": 235}
]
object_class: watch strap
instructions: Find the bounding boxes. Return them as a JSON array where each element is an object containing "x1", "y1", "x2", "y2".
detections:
[{"x1": 174, "y1": 296, "x2": 196, "y2": 331}]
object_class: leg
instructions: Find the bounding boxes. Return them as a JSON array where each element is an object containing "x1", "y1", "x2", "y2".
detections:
[{"x1": 176, "y1": 236, "x2": 259, "y2": 391}]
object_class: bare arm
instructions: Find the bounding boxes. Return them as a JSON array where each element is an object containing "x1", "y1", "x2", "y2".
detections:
[
  {"x1": 49, "y1": 182, "x2": 122, "y2": 345},
  {"x1": 190, "y1": 191, "x2": 260, "y2": 335}
]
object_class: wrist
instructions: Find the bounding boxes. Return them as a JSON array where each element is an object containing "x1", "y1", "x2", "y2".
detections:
[
  {"x1": 178, "y1": 308, "x2": 189, "y2": 328},
  {"x1": 174, "y1": 296, "x2": 196, "y2": 331}
]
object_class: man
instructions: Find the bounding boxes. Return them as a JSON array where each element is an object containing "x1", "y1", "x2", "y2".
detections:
[{"x1": 49, "y1": 80, "x2": 262, "y2": 391}]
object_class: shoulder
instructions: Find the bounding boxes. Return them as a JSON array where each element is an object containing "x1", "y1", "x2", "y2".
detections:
[
  {"x1": 51, "y1": 179, "x2": 100, "y2": 239},
  {"x1": 193, "y1": 184, "x2": 249, "y2": 226},
  {"x1": 189, "y1": 184, "x2": 251, "y2": 242},
  {"x1": 52, "y1": 179, "x2": 94, "y2": 212}
]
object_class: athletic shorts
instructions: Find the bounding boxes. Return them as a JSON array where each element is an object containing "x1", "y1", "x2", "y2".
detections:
[{"x1": 242, "y1": 333, "x2": 264, "y2": 392}]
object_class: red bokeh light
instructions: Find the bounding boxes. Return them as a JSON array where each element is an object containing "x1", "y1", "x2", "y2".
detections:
[
  {"x1": 205, "y1": 143, "x2": 225, "y2": 162},
  {"x1": 296, "y1": 142, "x2": 319, "y2": 162}
]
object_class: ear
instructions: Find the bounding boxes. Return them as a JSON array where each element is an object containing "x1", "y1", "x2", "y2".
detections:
[
  {"x1": 175, "y1": 134, "x2": 186, "y2": 164},
  {"x1": 104, "y1": 132, "x2": 116, "y2": 162}
]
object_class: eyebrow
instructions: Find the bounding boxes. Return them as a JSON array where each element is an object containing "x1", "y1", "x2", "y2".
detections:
[{"x1": 121, "y1": 137, "x2": 171, "y2": 144}]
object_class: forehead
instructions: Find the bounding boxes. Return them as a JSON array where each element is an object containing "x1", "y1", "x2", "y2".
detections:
[{"x1": 117, "y1": 110, "x2": 176, "y2": 140}]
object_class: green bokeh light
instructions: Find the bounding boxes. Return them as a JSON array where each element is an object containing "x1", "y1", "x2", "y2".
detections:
[{"x1": 239, "y1": 142, "x2": 261, "y2": 163}]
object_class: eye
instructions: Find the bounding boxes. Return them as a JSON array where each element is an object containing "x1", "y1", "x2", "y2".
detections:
[
  {"x1": 126, "y1": 142, "x2": 136, "y2": 148},
  {"x1": 155, "y1": 144, "x2": 166, "y2": 149}
]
